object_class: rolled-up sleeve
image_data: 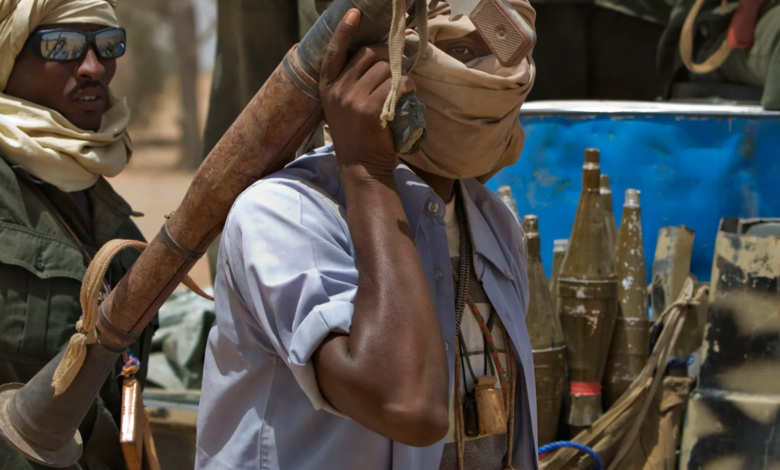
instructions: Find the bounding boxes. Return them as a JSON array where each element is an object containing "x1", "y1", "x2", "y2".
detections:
[{"x1": 222, "y1": 179, "x2": 356, "y2": 414}]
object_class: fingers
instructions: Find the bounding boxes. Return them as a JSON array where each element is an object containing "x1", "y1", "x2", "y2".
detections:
[
  {"x1": 360, "y1": 61, "x2": 392, "y2": 95},
  {"x1": 320, "y1": 9, "x2": 361, "y2": 89},
  {"x1": 369, "y1": 75, "x2": 416, "y2": 100},
  {"x1": 341, "y1": 46, "x2": 390, "y2": 84}
]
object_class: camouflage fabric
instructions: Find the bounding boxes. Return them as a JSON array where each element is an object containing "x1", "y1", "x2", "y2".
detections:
[
  {"x1": 659, "y1": 1, "x2": 780, "y2": 109},
  {"x1": 0, "y1": 157, "x2": 157, "y2": 469}
]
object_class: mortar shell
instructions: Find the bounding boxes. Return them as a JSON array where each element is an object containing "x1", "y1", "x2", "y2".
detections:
[
  {"x1": 557, "y1": 148, "x2": 619, "y2": 427},
  {"x1": 604, "y1": 189, "x2": 650, "y2": 407},
  {"x1": 523, "y1": 215, "x2": 566, "y2": 444},
  {"x1": 600, "y1": 174, "x2": 619, "y2": 265},
  {"x1": 550, "y1": 239, "x2": 569, "y2": 316},
  {"x1": 497, "y1": 185, "x2": 521, "y2": 224}
]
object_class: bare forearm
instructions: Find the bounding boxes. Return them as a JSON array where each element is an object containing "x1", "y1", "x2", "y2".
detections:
[{"x1": 314, "y1": 165, "x2": 449, "y2": 445}]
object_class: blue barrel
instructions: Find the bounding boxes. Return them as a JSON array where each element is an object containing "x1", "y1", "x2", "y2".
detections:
[{"x1": 487, "y1": 101, "x2": 780, "y2": 282}]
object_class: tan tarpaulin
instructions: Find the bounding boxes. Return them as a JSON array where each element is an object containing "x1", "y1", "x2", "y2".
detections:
[{"x1": 541, "y1": 279, "x2": 706, "y2": 470}]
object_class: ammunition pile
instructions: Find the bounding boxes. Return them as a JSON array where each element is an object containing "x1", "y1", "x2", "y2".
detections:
[{"x1": 505, "y1": 148, "x2": 662, "y2": 441}]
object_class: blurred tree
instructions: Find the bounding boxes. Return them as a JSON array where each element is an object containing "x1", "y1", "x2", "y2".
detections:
[
  {"x1": 162, "y1": 0, "x2": 203, "y2": 170},
  {"x1": 113, "y1": 1, "x2": 171, "y2": 129}
]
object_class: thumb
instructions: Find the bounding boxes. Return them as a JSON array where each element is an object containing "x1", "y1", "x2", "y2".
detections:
[{"x1": 320, "y1": 9, "x2": 361, "y2": 89}]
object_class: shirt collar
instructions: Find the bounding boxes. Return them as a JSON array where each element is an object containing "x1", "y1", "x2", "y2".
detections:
[
  {"x1": 460, "y1": 179, "x2": 514, "y2": 279},
  {"x1": 393, "y1": 163, "x2": 513, "y2": 279}
]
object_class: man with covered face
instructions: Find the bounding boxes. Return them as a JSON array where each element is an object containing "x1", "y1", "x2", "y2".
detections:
[
  {"x1": 0, "y1": 1, "x2": 155, "y2": 468},
  {"x1": 196, "y1": 2, "x2": 537, "y2": 469}
]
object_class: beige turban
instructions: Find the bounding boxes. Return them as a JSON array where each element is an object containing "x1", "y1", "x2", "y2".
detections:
[
  {"x1": 0, "y1": 0, "x2": 132, "y2": 192},
  {"x1": 403, "y1": 0, "x2": 536, "y2": 180}
]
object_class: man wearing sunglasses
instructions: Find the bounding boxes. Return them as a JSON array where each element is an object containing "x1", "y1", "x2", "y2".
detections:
[{"x1": 0, "y1": 1, "x2": 155, "y2": 469}]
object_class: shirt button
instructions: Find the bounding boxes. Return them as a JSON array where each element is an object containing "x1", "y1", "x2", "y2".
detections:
[
  {"x1": 35, "y1": 256, "x2": 45, "y2": 271},
  {"x1": 428, "y1": 202, "x2": 440, "y2": 214},
  {"x1": 445, "y1": 342, "x2": 449, "y2": 351},
  {"x1": 434, "y1": 269, "x2": 444, "y2": 281}
]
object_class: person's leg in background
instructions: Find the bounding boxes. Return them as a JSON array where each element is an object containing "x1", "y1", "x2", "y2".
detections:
[
  {"x1": 714, "y1": 5, "x2": 780, "y2": 109},
  {"x1": 203, "y1": 0, "x2": 300, "y2": 284},
  {"x1": 527, "y1": 4, "x2": 590, "y2": 100},
  {"x1": 587, "y1": 6, "x2": 667, "y2": 100}
]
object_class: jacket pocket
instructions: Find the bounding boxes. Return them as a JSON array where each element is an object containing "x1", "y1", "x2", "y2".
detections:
[{"x1": 0, "y1": 222, "x2": 86, "y2": 367}]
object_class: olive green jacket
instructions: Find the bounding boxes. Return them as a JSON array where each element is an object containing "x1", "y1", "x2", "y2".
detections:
[{"x1": 0, "y1": 157, "x2": 156, "y2": 470}]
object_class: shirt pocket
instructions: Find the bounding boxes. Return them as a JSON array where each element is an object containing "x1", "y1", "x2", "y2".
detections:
[{"x1": 0, "y1": 222, "x2": 86, "y2": 368}]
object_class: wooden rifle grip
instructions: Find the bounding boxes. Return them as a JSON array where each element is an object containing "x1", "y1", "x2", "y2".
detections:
[{"x1": 470, "y1": 0, "x2": 535, "y2": 67}]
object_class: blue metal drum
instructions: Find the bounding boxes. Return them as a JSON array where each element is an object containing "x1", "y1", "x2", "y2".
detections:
[{"x1": 487, "y1": 101, "x2": 780, "y2": 282}]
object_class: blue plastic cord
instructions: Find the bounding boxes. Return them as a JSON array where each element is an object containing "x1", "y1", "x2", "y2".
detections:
[{"x1": 538, "y1": 441, "x2": 603, "y2": 470}]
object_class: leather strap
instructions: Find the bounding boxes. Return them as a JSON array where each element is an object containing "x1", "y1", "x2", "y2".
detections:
[
  {"x1": 679, "y1": 0, "x2": 733, "y2": 74},
  {"x1": 97, "y1": 304, "x2": 140, "y2": 352},
  {"x1": 159, "y1": 221, "x2": 205, "y2": 261}
]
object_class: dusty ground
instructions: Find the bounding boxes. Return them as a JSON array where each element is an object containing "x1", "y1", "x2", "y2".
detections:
[{"x1": 109, "y1": 73, "x2": 213, "y2": 287}]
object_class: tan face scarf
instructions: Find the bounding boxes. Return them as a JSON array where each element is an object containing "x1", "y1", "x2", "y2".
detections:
[
  {"x1": 0, "y1": 0, "x2": 131, "y2": 192},
  {"x1": 403, "y1": 1, "x2": 536, "y2": 180}
]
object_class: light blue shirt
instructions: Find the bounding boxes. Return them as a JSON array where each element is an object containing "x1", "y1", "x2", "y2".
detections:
[{"x1": 195, "y1": 148, "x2": 538, "y2": 470}]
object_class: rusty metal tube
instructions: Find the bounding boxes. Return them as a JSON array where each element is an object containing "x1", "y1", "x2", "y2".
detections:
[{"x1": 0, "y1": 0, "x2": 416, "y2": 466}]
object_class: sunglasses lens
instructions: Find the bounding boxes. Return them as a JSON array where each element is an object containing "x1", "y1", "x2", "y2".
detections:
[
  {"x1": 38, "y1": 31, "x2": 88, "y2": 61},
  {"x1": 95, "y1": 29, "x2": 126, "y2": 59}
]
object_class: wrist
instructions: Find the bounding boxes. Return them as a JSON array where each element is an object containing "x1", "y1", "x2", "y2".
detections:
[{"x1": 341, "y1": 163, "x2": 396, "y2": 191}]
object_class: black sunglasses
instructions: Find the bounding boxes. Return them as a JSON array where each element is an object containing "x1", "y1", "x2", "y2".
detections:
[{"x1": 24, "y1": 27, "x2": 126, "y2": 62}]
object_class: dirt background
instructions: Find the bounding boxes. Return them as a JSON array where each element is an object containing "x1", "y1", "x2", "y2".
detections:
[{"x1": 110, "y1": 72, "x2": 214, "y2": 287}]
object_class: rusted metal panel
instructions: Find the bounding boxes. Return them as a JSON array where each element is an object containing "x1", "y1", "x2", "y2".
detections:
[{"x1": 680, "y1": 218, "x2": 780, "y2": 470}]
